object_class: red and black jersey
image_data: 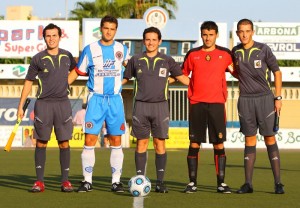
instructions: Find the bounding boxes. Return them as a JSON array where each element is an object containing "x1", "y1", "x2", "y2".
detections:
[{"x1": 182, "y1": 45, "x2": 233, "y2": 104}]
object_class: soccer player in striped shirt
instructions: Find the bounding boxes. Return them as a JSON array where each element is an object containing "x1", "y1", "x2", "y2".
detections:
[{"x1": 69, "y1": 15, "x2": 130, "y2": 193}]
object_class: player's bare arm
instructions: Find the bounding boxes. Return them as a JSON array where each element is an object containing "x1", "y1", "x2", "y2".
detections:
[
  {"x1": 274, "y1": 70, "x2": 282, "y2": 113},
  {"x1": 168, "y1": 76, "x2": 176, "y2": 84},
  {"x1": 18, "y1": 80, "x2": 33, "y2": 119},
  {"x1": 175, "y1": 75, "x2": 190, "y2": 86},
  {"x1": 122, "y1": 78, "x2": 129, "y2": 85},
  {"x1": 68, "y1": 69, "x2": 79, "y2": 85}
]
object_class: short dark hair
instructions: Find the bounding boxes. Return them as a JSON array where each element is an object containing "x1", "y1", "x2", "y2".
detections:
[
  {"x1": 143, "y1": 27, "x2": 162, "y2": 40},
  {"x1": 237, "y1": 18, "x2": 254, "y2": 30},
  {"x1": 100, "y1": 15, "x2": 118, "y2": 28},
  {"x1": 200, "y1": 21, "x2": 218, "y2": 34},
  {"x1": 43, "y1": 23, "x2": 62, "y2": 39}
]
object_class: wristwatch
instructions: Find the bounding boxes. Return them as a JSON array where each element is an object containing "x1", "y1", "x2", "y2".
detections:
[{"x1": 274, "y1": 96, "x2": 282, "y2": 100}]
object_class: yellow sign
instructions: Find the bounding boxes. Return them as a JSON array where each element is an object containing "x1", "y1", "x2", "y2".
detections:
[
  {"x1": 129, "y1": 128, "x2": 189, "y2": 149},
  {"x1": 36, "y1": 127, "x2": 85, "y2": 147},
  {"x1": 22, "y1": 126, "x2": 96, "y2": 148}
]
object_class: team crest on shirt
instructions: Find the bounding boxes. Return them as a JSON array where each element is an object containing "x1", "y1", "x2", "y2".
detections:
[
  {"x1": 115, "y1": 51, "x2": 123, "y2": 61},
  {"x1": 218, "y1": 132, "x2": 223, "y2": 139},
  {"x1": 85, "y1": 122, "x2": 93, "y2": 129},
  {"x1": 205, "y1": 54, "x2": 211, "y2": 61},
  {"x1": 254, "y1": 60, "x2": 262, "y2": 68},
  {"x1": 159, "y1": 68, "x2": 167, "y2": 77},
  {"x1": 218, "y1": 55, "x2": 223, "y2": 59}
]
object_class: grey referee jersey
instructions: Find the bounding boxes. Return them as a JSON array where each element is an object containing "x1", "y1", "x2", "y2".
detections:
[
  {"x1": 232, "y1": 41, "x2": 280, "y2": 95},
  {"x1": 25, "y1": 49, "x2": 77, "y2": 99},
  {"x1": 124, "y1": 52, "x2": 183, "y2": 102}
]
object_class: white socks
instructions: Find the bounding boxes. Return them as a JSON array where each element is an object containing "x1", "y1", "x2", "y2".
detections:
[
  {"x1": 81, "y1": 145, "x2": 124, "y2": 184},
  {"x1": 110, "y1": 145, "x2": 124, "y2": 184},
  {"x1": 81, "y1": 145, "x2": 95, "y2": 183}
]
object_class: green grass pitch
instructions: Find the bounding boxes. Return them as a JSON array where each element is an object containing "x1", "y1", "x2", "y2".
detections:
[{"x1": 0, "y1": 148, "x2": 299, "y2": 208}]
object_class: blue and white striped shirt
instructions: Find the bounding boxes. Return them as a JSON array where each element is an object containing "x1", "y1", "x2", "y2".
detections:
[{"x1": 77, "y1": 40, "x2": 130, "y2": 95}]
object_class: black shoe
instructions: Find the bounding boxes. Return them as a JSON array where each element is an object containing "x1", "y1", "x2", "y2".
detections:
[
  {"x1": 155, "y1": 181, "x2": 168, "y2": 193},
  {"x1": 77, "y1": 181, "x2": 93, "y2": 192},
  {"x1": 183, "y1": 182, "x2": 197, "y2": 193},
  {"x1": 236, "y1": 183, "x2": 253, "y2": 194},
  {"x1": 111, "y1": 182, "x2": 124, "y2": 193},
  {"x1": 217, "y1": 183, "x2": 232, "y2": 194},
  {"x1": 275, "y1": 183, "x2": 285, "y2": 194}
]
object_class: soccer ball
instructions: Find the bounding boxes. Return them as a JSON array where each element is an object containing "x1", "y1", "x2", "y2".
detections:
[{"x1": 128, "y1": 175, "x2": 151, "y2": 197}]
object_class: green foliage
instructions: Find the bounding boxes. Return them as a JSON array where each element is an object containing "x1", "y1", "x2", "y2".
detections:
[
  {"x1": 0, "y1": 58, "x2": 30, "y2": 64},
  {"x1": 277, "y1": 60, "x2": 300, "y2": 67},
  {"x1": 70, "y1": 0, "x2": 177, "y2": 31}
]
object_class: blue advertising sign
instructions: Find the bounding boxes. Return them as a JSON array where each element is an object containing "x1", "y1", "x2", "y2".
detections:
[{"x1": 0, "y1": 98, "x2": 82, "y2": 126}]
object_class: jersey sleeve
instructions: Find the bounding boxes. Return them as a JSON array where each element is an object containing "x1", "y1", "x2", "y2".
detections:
[
  {"x1": 76, "y1": 46, "x2": 90, "y2": 76},
  {"x1": 224, "y1": 51, "x2": 234, "y2": 73},
  {"x1": 123, "y1": 56, "x2": 135, "y2": 80},
  {"x1": 123, "y1": 44, "x2": 131, "y2": 66},
  {"x1": 25, "y1": 55, "x2": 39, "y2": 81},
  {"x1": 168, "y1": 56, "x2": 182, "y2": 77},
  {"x1": 265, "y1": 45, "x2": 280, "y2": 73},
  {"x1": 182, "y1": 53, "x2": 192, "y2": 76},
  {"x1": 67, "y1": 51, "x2": 77, "y2": 71}
]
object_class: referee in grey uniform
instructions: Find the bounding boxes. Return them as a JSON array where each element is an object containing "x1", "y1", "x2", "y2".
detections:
[
  {"x1": 232, "y1": 18, "x2": 284, "y2": 194},
  {"x1": 123, "y1": 26, "x2": 189, "y2": 193},
  {"x1": 17, "y1": 23, "x2": 77, "y2": 193}
]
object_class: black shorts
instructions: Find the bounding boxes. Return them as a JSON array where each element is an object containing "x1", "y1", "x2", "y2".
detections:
[
  {"x1": 131, "y1": 101, "x2": 169, "y2": 139},
  {"x1": 189, "y1": 102, "x2": 226, "y2": 144},
  {"x1": 34, "y1": 99, "x2": 73, "y2": 141}
]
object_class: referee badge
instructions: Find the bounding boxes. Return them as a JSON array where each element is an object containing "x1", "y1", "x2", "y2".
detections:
[
  {"x1": 159, "y1": 68, "x2": 167, "y2": 77},
  {"x1": 205, "y1": 54, "x2": 211, "y2": 61},
  {"x1": 254, "y1": 60, "x2": 262, "y2": 68}
]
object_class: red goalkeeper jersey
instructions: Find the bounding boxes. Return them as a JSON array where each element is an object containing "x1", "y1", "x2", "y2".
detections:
[{"x1": 182, "y1": 45, "x2": 233, "y2": 104}]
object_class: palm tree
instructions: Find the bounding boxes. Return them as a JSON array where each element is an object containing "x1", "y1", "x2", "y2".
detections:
[
  {"x1": 71, "y1": 0, "x2": 177, "y2": 20},
  {"x1": 70, "y1": 0, "x2": 119, "y2": 31}
]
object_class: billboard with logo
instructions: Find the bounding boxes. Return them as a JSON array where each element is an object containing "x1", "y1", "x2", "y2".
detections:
[
  {"x1": 232, "y1": 22, "x2": 300, "y2": 60},
  {"x1": 0, "y1": 64, "x2": 88, "y2": 80},
  {"x1": 0, "y1": 20, "x2": 79, "y2": 58},
  {"x1": 0, "y1": 98, "x2": 82, "y2": 126}
]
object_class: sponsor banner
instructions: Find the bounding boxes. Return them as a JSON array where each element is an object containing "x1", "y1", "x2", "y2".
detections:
[
  {"x1": 0, "y1": 98, "x2": 82, "y2": 125},
  {"x1": 223, "y1": 128, "x2": 300, "y2": 149},
  {"x1": 0, "y1": 126, "x2": 86, "y2": 147},
  {"x1": 0, "y1": 64, "x2": 299, "y2": 82},
  {"x1": 0, "y1": 64, "x2": 88, "y2": 80},
  {"x1": 198, "y1": 22, "x2": 228, "y2": 48},
  {"x1": 232, "y1": 22, "x2": 300, "y2": 60},
  {"x1": 225, "y1": 67, "x2": 300, "y2": 82},
  {"x1": 2, "y1": 126, "x2": 300, "y2": 149},
  {"x1": 0, "y1": 20, "x2": 79, "y2": 58},
  {"x1": 130, "y1": 128, "x2": 300, "y2": 149},
  {"x1": 47, "y1": 127, "x2": 86, "y2": 147},
  {"x1": 0, "y1": 126, "x2": 128, "y2": 148}
]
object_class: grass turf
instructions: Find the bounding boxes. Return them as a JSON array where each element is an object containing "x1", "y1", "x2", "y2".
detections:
[{"x1": 0, "y1": 148, "x2": 299, "y2": 208}]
